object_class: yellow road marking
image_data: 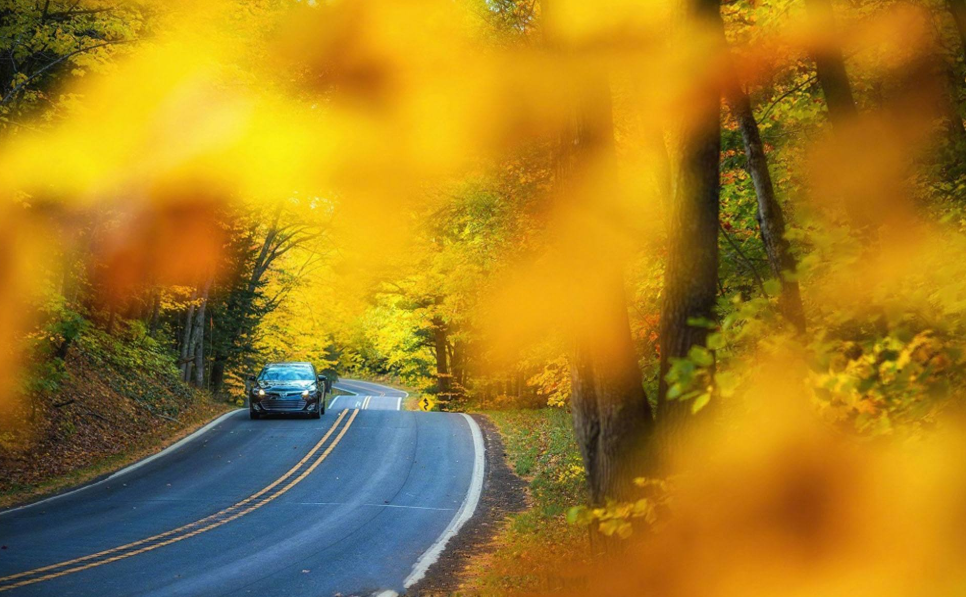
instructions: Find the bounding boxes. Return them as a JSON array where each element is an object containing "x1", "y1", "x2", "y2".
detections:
[
  {"x1": 0, "y1": 409, "x2": 359, "y2": 593},
  {"x1": 0, "y1": 409, "x2": 348, "y2": 584}
]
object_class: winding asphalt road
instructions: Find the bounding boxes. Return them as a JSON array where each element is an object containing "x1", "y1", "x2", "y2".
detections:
[{"x1": 0, "y1": 380, "x2": 483, "y2": 596}]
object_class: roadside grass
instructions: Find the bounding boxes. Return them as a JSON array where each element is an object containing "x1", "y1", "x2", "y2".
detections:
[{"x1": 464, "y1": 407, "x2": 592, "y2": 595}]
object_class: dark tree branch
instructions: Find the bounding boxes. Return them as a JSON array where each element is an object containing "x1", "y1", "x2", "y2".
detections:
[
  {"x1": 1, "y1": 39, "x2": 130, "y2": 105},
  {"x1": 719, "y1": 222, "x2": 766, "y2": 295}
]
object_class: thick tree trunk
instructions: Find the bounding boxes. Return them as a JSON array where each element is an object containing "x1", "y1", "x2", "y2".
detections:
[
  {"x1": 432, "y1": 315, "x2": 450, "y2": 401},
  {"x1": 210, "y1": 356, "x2": 228, "y2": 393},
  {"x1": 570, "y1": 271, "x2": 654, "y2": 504},
  {"x1": 656, "y1": 0, "x2": 722, "y2": 456},
  {"x1": 550, "y1": 62, "x2": 653, "y2": 502},
  {"x1": 449, "y1": 340, "x2": 466, "y2": 390},
  {"x1": 729, "y1": 86, "x2": 807, "y2": 332},
  {"x1": 806, "y1": 0, "x2": 858, "y2": 126}
]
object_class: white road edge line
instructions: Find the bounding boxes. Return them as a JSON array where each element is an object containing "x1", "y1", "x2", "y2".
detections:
[
  {"x1": 328, "y1": 396, "x2": 340, "y2": 409},
  {"x1": 0, "y1": 408, "x2": 244, "y2": 518},
  {"x1": 402, "y1": 413, "x2": 485, "y2": 589},
  {"x1": 334, "y1": 383, "x2": 359, "y2": 395},
  {"x1": 337, "y1": 380, "x2": 409, "y2": 399},
  {"x1": 396, "y1": 397, "x2": 402, "y2": 411}
]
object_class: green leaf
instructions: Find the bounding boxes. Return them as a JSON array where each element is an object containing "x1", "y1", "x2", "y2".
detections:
[
  {"x1": 688, "y1": 345, "x2": 714, "y2": 367},
  {"x1": 763, "y1": 278, "x2": 782, "y2": 296},
  {"x1": 706, "y1": 332, "x2": 726, "y2": 350},
  {"x1": 599, "y1": 519, "x2": 621, "y2": 537},
  {"x1": 616, "y1": 522, "x2": 633, "y2": 539},
  {"x1": 691, "y1": 392, "x2": 711, "y2": 414},
  {"x1": 714, "y1": 371, "x2": 740, "y2": 398},
  {"x1": 686, "y1": 316, "x2": 716, "y2": 329}
]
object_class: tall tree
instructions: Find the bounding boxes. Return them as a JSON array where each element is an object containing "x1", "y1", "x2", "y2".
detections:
[
  {"x1": 179, "y1": 288, "x2": 198, "y2": 380},
  {"x1": 805, "y1": 0, "x2": 858, "y2": 126},
  {"x1": 208, "y1": 206, "x2": 319, "y2": 392},
  {"x1": 724, "y1": 72, "x2": 807, "y2": 332},
  {"x1": 543, "y1": 3, "x2": 654, "y2": 504},
  {"x1": 656, "y1": 0, "x2": 722, "y2": 452},
  {"x1": 938, "y1": 1, "x2": 966, "y2": 144},
  {"x1": 190, "y1": 277, "x2": 212, "y2": 387},
  {"x1": 946, "y1": 0, "x2": 966, "y2": 64},
  {"x1": 431, "y1": 311, "x2": 452, "y2": 401}
]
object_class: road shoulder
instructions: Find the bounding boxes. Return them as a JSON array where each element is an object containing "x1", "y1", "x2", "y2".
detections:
[{"x1": 406, "y1": 414, "x2": 528, "y2": 596}]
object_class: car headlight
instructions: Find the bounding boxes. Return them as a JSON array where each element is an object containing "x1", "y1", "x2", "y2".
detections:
[
  {"x1": 301, "y1": 390, "x2": 310, "y2": 398},
  {"x1": 257, "y1": 389, "x2": 266, "y2": 396}
]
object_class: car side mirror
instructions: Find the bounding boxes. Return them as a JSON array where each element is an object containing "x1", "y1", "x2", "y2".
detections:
[{"x1": 247, "y1": 374, "x2": 256, "y2": 382}]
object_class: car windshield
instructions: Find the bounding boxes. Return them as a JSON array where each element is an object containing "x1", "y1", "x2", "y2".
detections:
[{"x1": 259, "y1": 365, "x2": 314, "y2": 382}]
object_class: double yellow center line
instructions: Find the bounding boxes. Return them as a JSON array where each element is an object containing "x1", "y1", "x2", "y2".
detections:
[{"x1": 0, "y1": 408, "x2": 359, "y2": 593}]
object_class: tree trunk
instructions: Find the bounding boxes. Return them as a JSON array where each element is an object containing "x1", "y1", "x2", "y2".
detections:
[
  {"x1": 543, "y1": 0, "x2": 654, "y2": 502},
  {"x1": 179, "y1": 289, "x2": 197, "y2": 381},
  {"x1": 192, "y1": 278, "x2": 212, "y2": 388},
  {"x1": 728, "y1": 85, "x2": 807, "y2": 332},
  {"x1": 656, "y1": 0, "x2": 722, "y2": 457},
  {"x1": 147, "y1": 288, "x2": 161, "y2": 338},
  {"x1": 450, "y1": 339, "x2": 466, "y2": 390},
  {"x1": 432, "y1": 315, "x2": 450, "y2": 401},
  {"x1": 941, "y1": 61, "x2": 966, "y2": 146},
  {"x1": 570, "y1": 271, "x2": 654, "y2": 504},
  {"x1": 210, "y1": 355, "x2": 228, "y2": 393},
  {"x1": 947, "y1": 0, "x2": 966, "y2": 63},
  {"x1": 806, "y1": 0, "x2": 858, "y2": 126},
  {"x1": 105, "y1": 306, "x2": 116, "y2": 334}
]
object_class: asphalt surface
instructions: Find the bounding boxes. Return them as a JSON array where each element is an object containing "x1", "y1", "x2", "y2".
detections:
[{"x1": 0, "y1": 380, "x2": 482, "y2": 596}]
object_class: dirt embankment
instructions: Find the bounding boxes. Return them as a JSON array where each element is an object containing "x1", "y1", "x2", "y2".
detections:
[{"x1": 0, "y1": 332, "x2": 231, "y2": 509}]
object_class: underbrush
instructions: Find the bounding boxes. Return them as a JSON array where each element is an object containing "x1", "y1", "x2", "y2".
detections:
[{"x1": 463, "y1": 408, "x2": 592, "y2": 595}]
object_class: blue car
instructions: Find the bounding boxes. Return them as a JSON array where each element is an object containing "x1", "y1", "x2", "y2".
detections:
[{"x1": 248, "y1": 362, "x2": 327, "y2": 419}]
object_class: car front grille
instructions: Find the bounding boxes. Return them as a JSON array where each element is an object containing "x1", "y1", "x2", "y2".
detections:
[{"x1": 262, "y1": 399, "x2": 307, "y2": 410}]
